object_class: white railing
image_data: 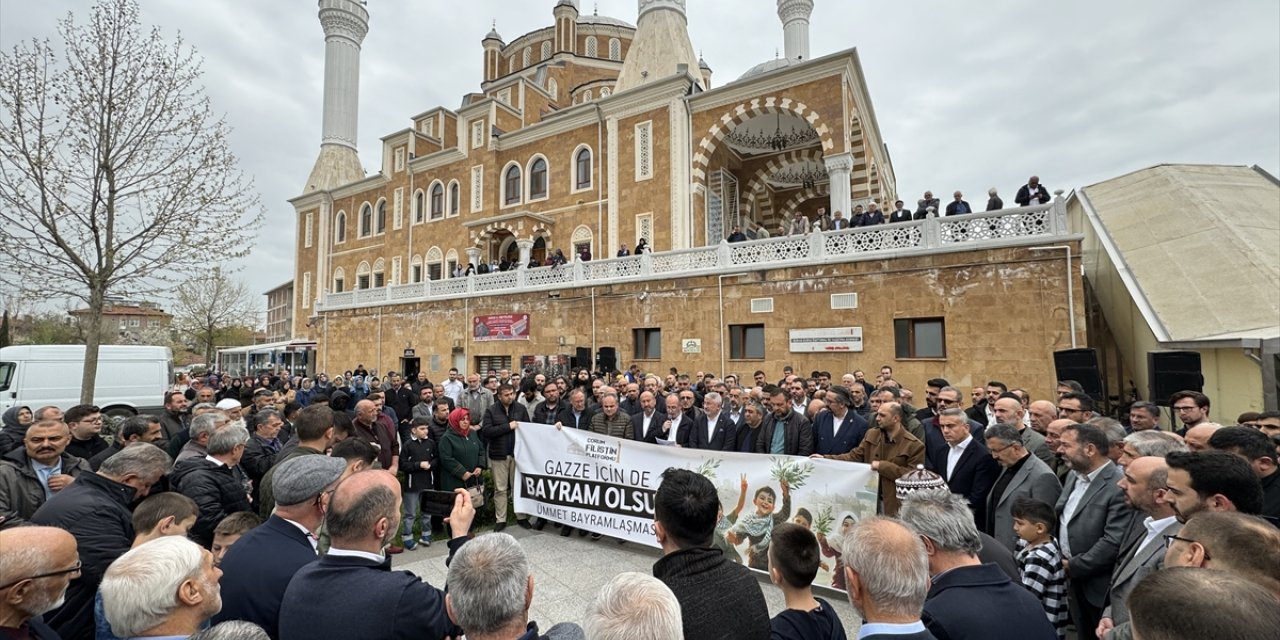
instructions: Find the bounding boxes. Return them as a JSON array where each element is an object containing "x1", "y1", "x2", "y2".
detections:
[{"x1": 318, "y1": 199, "x2": 1071, "y2": 311}]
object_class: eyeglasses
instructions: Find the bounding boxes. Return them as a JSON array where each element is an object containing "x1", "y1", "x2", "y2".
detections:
[
  {"x1": 1163, "y1": 534, "x2": 1210, "y2": 560},
  {"x1": 988, "y1": 443, "x2": 1014, "y2": 455},
  {"x1": 936, "y1": 398, "x2": 959, "y2": 406},
  {"x1": 0, "y1": 560, "x2": 82, "y2": 590},
  {"x1": 1173, "y1": 405, "x2": 1199, "y2": 412}
]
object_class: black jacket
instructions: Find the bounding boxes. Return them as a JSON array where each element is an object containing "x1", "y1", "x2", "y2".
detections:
[
  {"x1": 755, "y1": 411, "x2": 815, "y2": 456},
  {"x1": 653, "y1": 547, "x2": 771, "y2": 640},
  {"x1": 555, "y1": 405, "x2": 598, "y2": 431},
  {"x1": 31, "y1": 472, "x2": 138, "y2": 640},
  {"x1": 479, "y1": 400, "x2": 530, "y2": 460},
  {"x1": 213, "y1": 514, "x2": 318, "y2": 639},
  {"x1": 401, "y1": 436, "x2": 437, "y2": 491},
  {"x1": 170, "y1": 457, "x2": 252, "y2": 548},
  {"x1": 532, "y1": 399, "x2": 565, "y2": 425}
]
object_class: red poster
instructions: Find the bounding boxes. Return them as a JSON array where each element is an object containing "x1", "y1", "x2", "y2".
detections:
[{"x1": 473, "y1": 314, "x2": 530, "y2": 341}]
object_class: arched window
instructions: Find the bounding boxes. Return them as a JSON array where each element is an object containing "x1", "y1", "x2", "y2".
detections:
[
  {"x1": 356, "y1": 261, "x2": 371, "y2": 290},
  {"x1": 335, "y1": 210, "x2": 348, "y2": 243},
  {"x1": 575, "y1": 147, "x2": 592, "y2": 190},
  {"x1": 583, "y1": 89, "x2": 593, "y2": 102},
  {"x1": 446, "y1": 249, "x2": 459, "y2": 278},
  {"x1": 540, "y1": 41, "x2": 552, "y2": 60},
  {"x1": 528, "y1": 157, "x2": 548, "y2": 200},
  {"x1": 508, "y1": 57, "x2": 516, "y2": 74},
  {"x1": 427, "y1": 247, "x2": 444, "y2": 281},
  {"x1": 571, "y1": 224, "x2": 593, "y2": 259},
  {"x1": 333, "y1": 267, "x2": 346, "y2": 293},
  {"x1": 503, "y1": 164, "x2": 522, "y2": 206},
  {"x1": 584, "y1": 36, "x2": 598, "y2": 58},
  {"x1": 410, "y1": 256, "x2": 423, "y2": 283},
  {"x1": 374, "y1": 199, "x2": 387, "y2": 234},
  {"x1": 359, "y1": 203, "x2": 372, "y2": 237},
  {"x1": 430, "y1": 183, "x2": 444, "y2": 220},
  {"x1": 600, "y1": 87, "x2": 611, "y2": 97},
  {"x1": 412, "y1": 190, "x2": 425, "y2": 224},
  {"x1": 522, "y1": 47, "x2": 531, "y2": 67},
  {"x1": 448, "y1": 181, "x2": 460, "y2": 216},
  {"x1": 547, "y1": 77, "x2": 558, "y2": 99},
  {"x1": 372, "y1": 258, "x2": 386, "y2": 288},
  {"x1": 608, "y1": 38, "x2": 621, "y2": 61}
]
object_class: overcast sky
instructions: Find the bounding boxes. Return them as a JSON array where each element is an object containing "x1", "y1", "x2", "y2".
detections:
[{"x1": 3, "y1": 0, "x2": 1277, "y2": 311}]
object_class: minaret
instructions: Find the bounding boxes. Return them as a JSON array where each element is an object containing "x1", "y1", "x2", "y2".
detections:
[
  {"x1": 305, "y1": 0, "x2": 369, "y2": 193},
  {"x1": 482, "y1": 24, "x2": 505, "y2": 83},
  {"x1": 553, "y1": 0, "x2": 578, "y2": 55},
  {"x1": 777, "y1": 0, "x2": 813, "y2": 61},
  {"x1": 615, "y1": 0, "x2": 703, "y2": 93}
]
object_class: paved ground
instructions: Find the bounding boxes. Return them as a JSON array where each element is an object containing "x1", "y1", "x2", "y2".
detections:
[{"x1": 393, "y1": 526, "x2": 862, "y2": 636}]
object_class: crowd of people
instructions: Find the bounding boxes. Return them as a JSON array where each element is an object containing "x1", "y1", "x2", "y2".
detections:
[{"x1": 1, "y1": 360, "x2": 1277, "y2": 640}]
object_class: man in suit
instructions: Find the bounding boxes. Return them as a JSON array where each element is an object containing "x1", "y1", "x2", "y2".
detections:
[
  {"x1": 900, "y1": 489, "x2": 1057, "y2": 640},
  {"x1": 944, "y1": 191, "x2": 972, "y2": 216},
  {"x1": 1015, "y1": 175, "x2": 1051, "y2": 207},
  {"x1": 921, "y1": 387, "x2": 986, "y2": 469},
  {"x1": 214, "y1": 455, "x2": 347, "y2": 639},
  {"x1": 992, "y1": 394, "x2": 1054, "y2": 467},
  {"x1": 630, "y1": 391, "x2": 667, "y2": 443},
  {"x1": 984, "y1": 423, "x2": 1062, "y2": 551},
  {"x1": 887, "y1": 200, "x2": 913, "y2": 224},
  {"x1": 686, "y1": 392, "x2": 736, "y2": 451},
  {"x1": 1055, "y1": 422, "x2": 1134, "y2": 640},
  {"x1": 278, "y1": 471, "x2": 475, "y2": 640},
  {"x1": 813, "y1": 385, "x2": 869, "y2": 456},
  {"x1": 1096, "y1": 456, "x2": 1180, "y2": 640},
  {"x1": 927, "y1": 409, "x2": 999, "y2": 527},
  {"x1": 839, "y1": 517, "x2": 936, "y2": 640}
]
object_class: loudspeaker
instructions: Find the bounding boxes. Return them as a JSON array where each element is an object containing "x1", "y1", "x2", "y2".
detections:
[
  {"x1": 1053, "y1": 348, "x2": 1104, "y2": 401},
  {"x1": 573, "y1": 347, "x2": 591, "y2": 370},
  {"x1": 596, "y1": 347, "x2": 617, "y2": 373},
  {"x1": 1148, "y1": 351, "x2": 1203, "y2": 406}
]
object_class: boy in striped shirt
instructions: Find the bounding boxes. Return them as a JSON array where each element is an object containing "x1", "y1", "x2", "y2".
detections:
[{"x1": 1012, "y1": 497, "x2": 1068, "y2": 638}]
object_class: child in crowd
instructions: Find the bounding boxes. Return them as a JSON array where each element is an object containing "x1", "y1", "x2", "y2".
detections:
[
  {"x1": 767, "y1": 522, "x2": 848, "y2": 640},
  {"x1": 211, "y1": 511, "x2": 261, "y2": 567},
  {"x1": 401, "y1": 418, "x2": 438, "y2": 550},
  {"x1": 1011, "y1": 497, "x2": 1068, "y2": 639},
  {"x1": 96, "y1": 493, "x2": 201, "y2": 640},
  {"x1": 725, "y1": 479, "x2": 791, "y2": 570}
]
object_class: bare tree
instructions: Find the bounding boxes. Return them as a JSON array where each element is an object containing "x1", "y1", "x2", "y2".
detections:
[
  {"x1": 172, "y1": 268, "x2": 259, "y2": 367},
  {"x1": 0, "y1": 0, "x2": 263, "y2": 403}
]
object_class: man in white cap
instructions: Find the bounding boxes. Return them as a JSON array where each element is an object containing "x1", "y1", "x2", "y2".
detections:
[
  {"x1": 216, "y1": 398, "x2": 246, "y2": 431},
  {"x1": 213, "y1": 455, "x2": 348, "y2": 638}
]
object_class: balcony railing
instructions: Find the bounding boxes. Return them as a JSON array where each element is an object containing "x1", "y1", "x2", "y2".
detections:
[{"x1": 318, "y1": 199, "x2": 1070, "y2": 311}]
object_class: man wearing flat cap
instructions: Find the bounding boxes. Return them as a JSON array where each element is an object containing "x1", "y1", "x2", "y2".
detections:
[{"x1": 212, "y1": 455, "x2": 347, "y2": 639}]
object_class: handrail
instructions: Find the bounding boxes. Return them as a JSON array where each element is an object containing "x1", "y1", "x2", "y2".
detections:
[{"x1": 317, "y1": 200, "x2": 1069, "y2": 311}]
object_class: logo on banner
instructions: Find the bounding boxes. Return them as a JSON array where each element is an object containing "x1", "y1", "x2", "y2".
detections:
[{"x1": 582, "y1": 437, "x2": 620, "y2": 463}]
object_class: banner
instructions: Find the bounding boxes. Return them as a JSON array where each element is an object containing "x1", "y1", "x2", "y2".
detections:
[
  {"x1": 514, "y1": 422, "x2": 879, "y2": 591},
  {"x1": 473, "y1": 314, "x2": 530, "y2": 341}
]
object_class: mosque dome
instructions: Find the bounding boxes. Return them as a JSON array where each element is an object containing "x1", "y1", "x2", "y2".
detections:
[{"x1": 739, "y1": 56, "x2": 795, "y2": 79}]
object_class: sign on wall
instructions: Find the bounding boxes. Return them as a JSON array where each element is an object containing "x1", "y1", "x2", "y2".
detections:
[
  {"x1": 473, "y1": 313, "x2": 530, "y2": 341},
  {"x1": 788, "y1": 327, "x2": 864, "y2": 352},
  {"x1": 682, "y1": 338, "x2": 702, "y2": 353}
]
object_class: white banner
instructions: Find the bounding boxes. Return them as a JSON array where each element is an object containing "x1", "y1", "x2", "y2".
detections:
[{"x1": 513, "y1": 422, "x2": 879, "y2": 590}]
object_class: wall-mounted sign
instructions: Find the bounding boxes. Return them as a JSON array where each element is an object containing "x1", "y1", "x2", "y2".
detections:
[
  {"x1": 403, "y1": 348, "x2": 416, "y2": 358},
  {"x1": 682, "y1": 339, "x2": 702, "y2": 354},
  {"x1": 473, "y1": 314, "x2": 530, "y2": 341},
  {"x1": 789, "y1": 327, "x2": 863, "y2": 352}
]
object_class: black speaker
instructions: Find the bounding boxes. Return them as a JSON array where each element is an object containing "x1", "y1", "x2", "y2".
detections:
[
  {"x1": 596, "y1": 347, "x2": 617, "y2": 373},
  {"x1": 573, "y1": 347, "x2": 591, "y2": 370},
  {"x1": 1053, "y1": 348, "x2": 1104, "y2": 401},
  {"x1": 1148, "y1": 351, "x2": 1203, "y2": 406}
]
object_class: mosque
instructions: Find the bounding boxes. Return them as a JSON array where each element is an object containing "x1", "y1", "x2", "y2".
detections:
[{"x1": 287, "y1": 0, "x2": 1088, "y2": 402}]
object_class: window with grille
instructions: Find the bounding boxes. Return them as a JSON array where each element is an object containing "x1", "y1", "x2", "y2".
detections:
[
  {"x1": 633, "y1": 328, "x2": 661, "y2": 360},
  {"x1": 541, "y1": 41, "x2": 552, "y2": 60},
  {"x1": 894, "y1": 318, "x2": 946, "y2": 358},
  {"x1": 585, "y1": 36, "x2": 598, "y2": 57},
  {"x1": 475, "y1": 356, "x2": 512, "y2": 375},
  {"x1": 304, "y1": 213, "x2": 313, "y2": 248},
  {"x1": 729, "y1": 324, "x2": 765, "y2": 360},
  {"x1": 428, "y1": 263, "x2": 443, "y2": 281},
  {"x1": 608, "y1": 38, "x2": 621, "y2": 60},
  {"x1": 635, "y1": 121, "x2": 653, "y2": 181},
  {"x1": 357, "y1": 275, "x2": 370, "y2": 290},
  {"x1": 471, "y1": 166, "x2": 484, "y2": 212},
  {"x1": 373, "y1": 272, "x2": 385, "y2": 288},
  {"x1": 302, "y1": 273, "x2": 311, "y2": 309}
]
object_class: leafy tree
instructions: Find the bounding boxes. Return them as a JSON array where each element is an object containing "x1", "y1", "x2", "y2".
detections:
[{"x1": 0, "y1": 0, "x2": 263, "y2": 403}]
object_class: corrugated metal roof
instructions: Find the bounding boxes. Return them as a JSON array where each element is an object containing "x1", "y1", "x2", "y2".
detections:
[{"x1": 1079, "y1": 164, "x2": 1280, "y2": 342}]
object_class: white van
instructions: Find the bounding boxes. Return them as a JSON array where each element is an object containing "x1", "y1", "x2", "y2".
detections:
[{"x1": 0, "y1": 345, "x2": 172, "y2": 417}]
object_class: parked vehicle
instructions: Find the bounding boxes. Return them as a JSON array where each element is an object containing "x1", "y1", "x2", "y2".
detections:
[{"x1": 0, "y1": 345, "x2": 172, "y2": 417}]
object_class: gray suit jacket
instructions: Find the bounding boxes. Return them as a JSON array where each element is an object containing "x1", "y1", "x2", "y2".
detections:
[
  {"x1": 988, "y1": 454, "x2": 1062, "y2": 551},
  {"x1": 1020, "y1": 426, "x2": 1055, "y2": 468},
  {"x1": 1102, "y1": 517, "x2": 1181, "y2": 634},
  {"x1": 1055, "y1": 462, "x2": 1136, "y2": 607}
]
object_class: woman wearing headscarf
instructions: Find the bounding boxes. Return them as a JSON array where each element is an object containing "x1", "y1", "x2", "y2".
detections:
[
  {"x1": 296, "y1": 378, "x2": 315, "y2": 407},
  {"x1": 438, "y1": 408, "x2": 483, "y2": 495},
  {"x1": 219, "y1": 378, "x2": 245, "y2": 402}
]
